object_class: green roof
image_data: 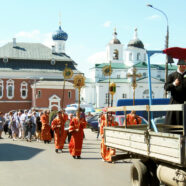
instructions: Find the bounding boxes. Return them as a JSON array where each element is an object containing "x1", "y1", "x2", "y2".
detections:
[
  {"x1": 133, "y1": 61, "x2": 148, "y2": 68},
  {"x1": 94, "y1": 63, "x2": 128, "y2": 69},
  {"x1": 98, "y1": 76, "x2": 164, "y2": 83},
  {"x1": 0, "y1": 42, "x2": 73, "y2": 62},
  {"x1": 134, "y1": 61, "x2": 177, "y2": 70},
  {"x1": 137, "y1": 76, "x2": 164, "y2": 82},
  {"x1": 158, "y1": 64, "x2": 177, "y2": 70},
  {"x1": 98, "y1": 78, "x2": 129, "y2": 83},
  {"x1": 91, "y1": 61, "x2": 177, "y2": 71}
]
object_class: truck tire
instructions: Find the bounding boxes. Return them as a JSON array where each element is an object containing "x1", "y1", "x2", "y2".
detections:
[{"x1": 130, "y1": 160, "x2": 148, "y2": 186}]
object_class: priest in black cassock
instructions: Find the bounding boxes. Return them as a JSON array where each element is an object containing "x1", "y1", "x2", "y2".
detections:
[{"x1": 164, "y1": 59, "x2": 186, "y2": 125}]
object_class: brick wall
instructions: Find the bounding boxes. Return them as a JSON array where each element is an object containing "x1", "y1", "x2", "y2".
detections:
[{"x1": 36, "y1": 88, "x2": 75, "y2": 108}]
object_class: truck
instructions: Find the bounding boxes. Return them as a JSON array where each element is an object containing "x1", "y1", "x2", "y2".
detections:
[
  {"x1": 104, "y1": 102, "x2": 186, "y2": 185},
  {"x1": 103, "y1": 49, "x2": 186, "y2": 185}
]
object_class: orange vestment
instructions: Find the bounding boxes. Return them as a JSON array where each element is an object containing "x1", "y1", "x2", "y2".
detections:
[
  {"x1": 68, "y1": 117, "x2": 87, "y2": 156},
  {"x1": 40, "y1": 114, "x2": 52, "y2": 141},
  {"x1": 126, "y1": 114, "x2": 142, "y2": 126},
  {"x1": 51, "y1": 114, "x2": 67, "y2": 150},
  {"x1": 100, "y1": 115, "x2": 118, "y2": 162}
]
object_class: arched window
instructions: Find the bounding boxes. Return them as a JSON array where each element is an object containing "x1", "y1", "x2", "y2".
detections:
[
  {"x1": 144, "y1": 53, "x2": 146, "y2": 61},
  {"x1": 37, "y1": 90, "x2": 41, "y2": 98},
  {"x1": 143, "y1": 89, "x2": 154, "y2": 98},
  {"x1": 143, "y1": 72, "x2": 147, "y2": 77},
  {"x1": 6, "y1": 79, "x2": 14, "y2": 99},
  {"x1": 0, "y1": 80, "x2": 3, "y2": 99},
  {"x1": 58, "y1": 44, "x2": 62, "y2": 50},
  {"x1": 20, "y1": 81, "x2": 28, "y2": 99},
  {"x1": 129, "y1": 53, "x2": 132, "y2": 61},
  {"x1": 113, "y1": 49, "x2": 119, "y2": 60},
  {"x1": 137, "y1": 53, "x2": 140, "y2": 60},
  {"x1": 68, "y1": 91, "x2": 71, "y2": 99}
]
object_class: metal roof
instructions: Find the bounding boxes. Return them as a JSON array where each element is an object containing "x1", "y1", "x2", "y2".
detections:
[
  {"x1": 0, "y1": 42, "x2": 77, "y2": 71},
  {"x1": 0, "y1": 42, "x2": 74, "y2": 62}
]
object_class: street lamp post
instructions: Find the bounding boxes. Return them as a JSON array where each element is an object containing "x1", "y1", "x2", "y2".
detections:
[{"x1": 147, "y1": 4, "x2": 169, "y2": 98}]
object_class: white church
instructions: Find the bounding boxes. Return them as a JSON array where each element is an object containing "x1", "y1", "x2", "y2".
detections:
[{"x1": 81, "y1": 29, "x2": 176, "y2": 108}]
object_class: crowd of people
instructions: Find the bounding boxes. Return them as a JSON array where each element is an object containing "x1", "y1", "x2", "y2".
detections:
[
  {"x1": 0, "y1": 108, "x2": 122, "y2": 162},
  {"x1": 0, "y1": 108, "x2": 87, "y2": 159}
]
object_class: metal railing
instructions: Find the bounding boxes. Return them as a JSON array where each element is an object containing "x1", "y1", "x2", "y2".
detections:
[{"x1": 106, "y1": 104, "x2": 186, "y2": 136}]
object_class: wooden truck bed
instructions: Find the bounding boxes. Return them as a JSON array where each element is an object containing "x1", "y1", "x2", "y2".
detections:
[{"x1": 104, "y1": 127, "x2": 186, "y2": 166}]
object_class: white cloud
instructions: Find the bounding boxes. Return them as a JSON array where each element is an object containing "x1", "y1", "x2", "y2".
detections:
[
  {"x1": 42, "y1": 33, "x2": 54, "y2": 48},
  {"x1": 15, "y1": 30, "x2": 40, "y2": 39},
  {"x1": 146, "y1": 14, "x2": 160, "y2": 20},
  {"x1": 13, "y1": 30, "x2": 54, "y2": 48},
  {"x1": 87, "y1": 51, "x2": 107, "y2": 64},
  {"x1": 103, "y1": 21, "x2": 111, "y2": 27},
  {"x1": 0, "y1": 39, "x2": 9, "y2": 47}
]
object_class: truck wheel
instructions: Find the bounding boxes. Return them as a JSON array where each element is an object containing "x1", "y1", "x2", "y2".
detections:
[{"x1": 130, "y1": 160, "x2": 148, "y2": 186}]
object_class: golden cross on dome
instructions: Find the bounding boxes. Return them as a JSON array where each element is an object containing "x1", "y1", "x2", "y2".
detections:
[
  {"x1": 59, "y1": 12, "x2": 62, "y2": 26},
  {"x1": 127, "y1": 67, "x2": 142, "y2": 105},
  {"x1": 127, "y1": 67, "x2": 141, "y2": 89}
]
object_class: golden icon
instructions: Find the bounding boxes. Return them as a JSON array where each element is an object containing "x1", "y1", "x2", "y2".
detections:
[
  {"x1": 102, "y1": 65, "x2": 112, "y2": 76},
  {"x1": 73, "y1": 74, "x2": 85, "y2": 88},
  {"x1": 63, "y1": 67, "x2": 73, "y2": 79}
]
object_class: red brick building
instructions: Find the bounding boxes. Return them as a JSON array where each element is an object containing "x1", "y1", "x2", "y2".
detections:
[{"x1": 0, "y1": 25, "x2": 79, "y2": 113}]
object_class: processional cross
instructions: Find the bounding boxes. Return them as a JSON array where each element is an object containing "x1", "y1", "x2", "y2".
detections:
[{"x1": 127, "y1": 68, "x2": 142, "y2": 105}]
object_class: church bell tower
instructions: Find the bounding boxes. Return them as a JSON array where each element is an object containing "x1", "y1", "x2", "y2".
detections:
[{"x1": 106, "y1": 28, "x2": 123, "y2": 63}]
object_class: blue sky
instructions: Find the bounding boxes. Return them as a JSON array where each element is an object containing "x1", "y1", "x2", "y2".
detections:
[{"x1": 0, "y1": 0, "x2": 186, "y2": 77}]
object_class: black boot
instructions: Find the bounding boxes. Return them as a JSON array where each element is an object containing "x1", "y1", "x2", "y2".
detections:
[
  {"x1": 77, "y1": 156, "x2": 81, "y2": 159},
  {"x1": 55, "y1": 149, "x2": 58, "y2": 153}
]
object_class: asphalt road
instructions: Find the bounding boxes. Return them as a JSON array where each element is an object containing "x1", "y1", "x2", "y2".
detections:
[{"x1": 0, "y1": 129, "x2": 131, "y2": 186}]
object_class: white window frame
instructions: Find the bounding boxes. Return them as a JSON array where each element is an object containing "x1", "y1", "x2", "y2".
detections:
[
  {"x1": 6, "y1": 79, "x2": 14, "y2": 99},
  {"x1": 20, "y1": 81, "x2": 28, "y2": 99},
  {"x1": 0, "y1": 80, "x2": 4, "y2": 99}
]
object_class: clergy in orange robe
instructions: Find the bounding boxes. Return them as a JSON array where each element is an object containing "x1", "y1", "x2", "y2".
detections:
[
  {"x1": 61, "y1": 110, "x2": 69, "y2": 146},
  {"x1": 40, "y1": 110, "x2": 52, "y2": 143},
  {"x1": 68, "y1": 111, "x2": 87, "y2": 159},
  {"x1": 51, "y1": 111, "x2": 68, "y2": 153},
  {"x1": 124, "y1": 110, "x2": 142, "y2": 126},
  {"x1": 100, "y1": 113, "x2": 118, "y2": 162}
]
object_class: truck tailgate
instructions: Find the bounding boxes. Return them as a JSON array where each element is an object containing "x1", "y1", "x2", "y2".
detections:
[{"x1": 104, "y1": 127, "x2": 185, "y2": 166}]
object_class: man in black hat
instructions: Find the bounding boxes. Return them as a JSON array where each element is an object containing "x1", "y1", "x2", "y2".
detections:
[{"x1": 164, "y1": 59, "x2": 186, "y2": 125}]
